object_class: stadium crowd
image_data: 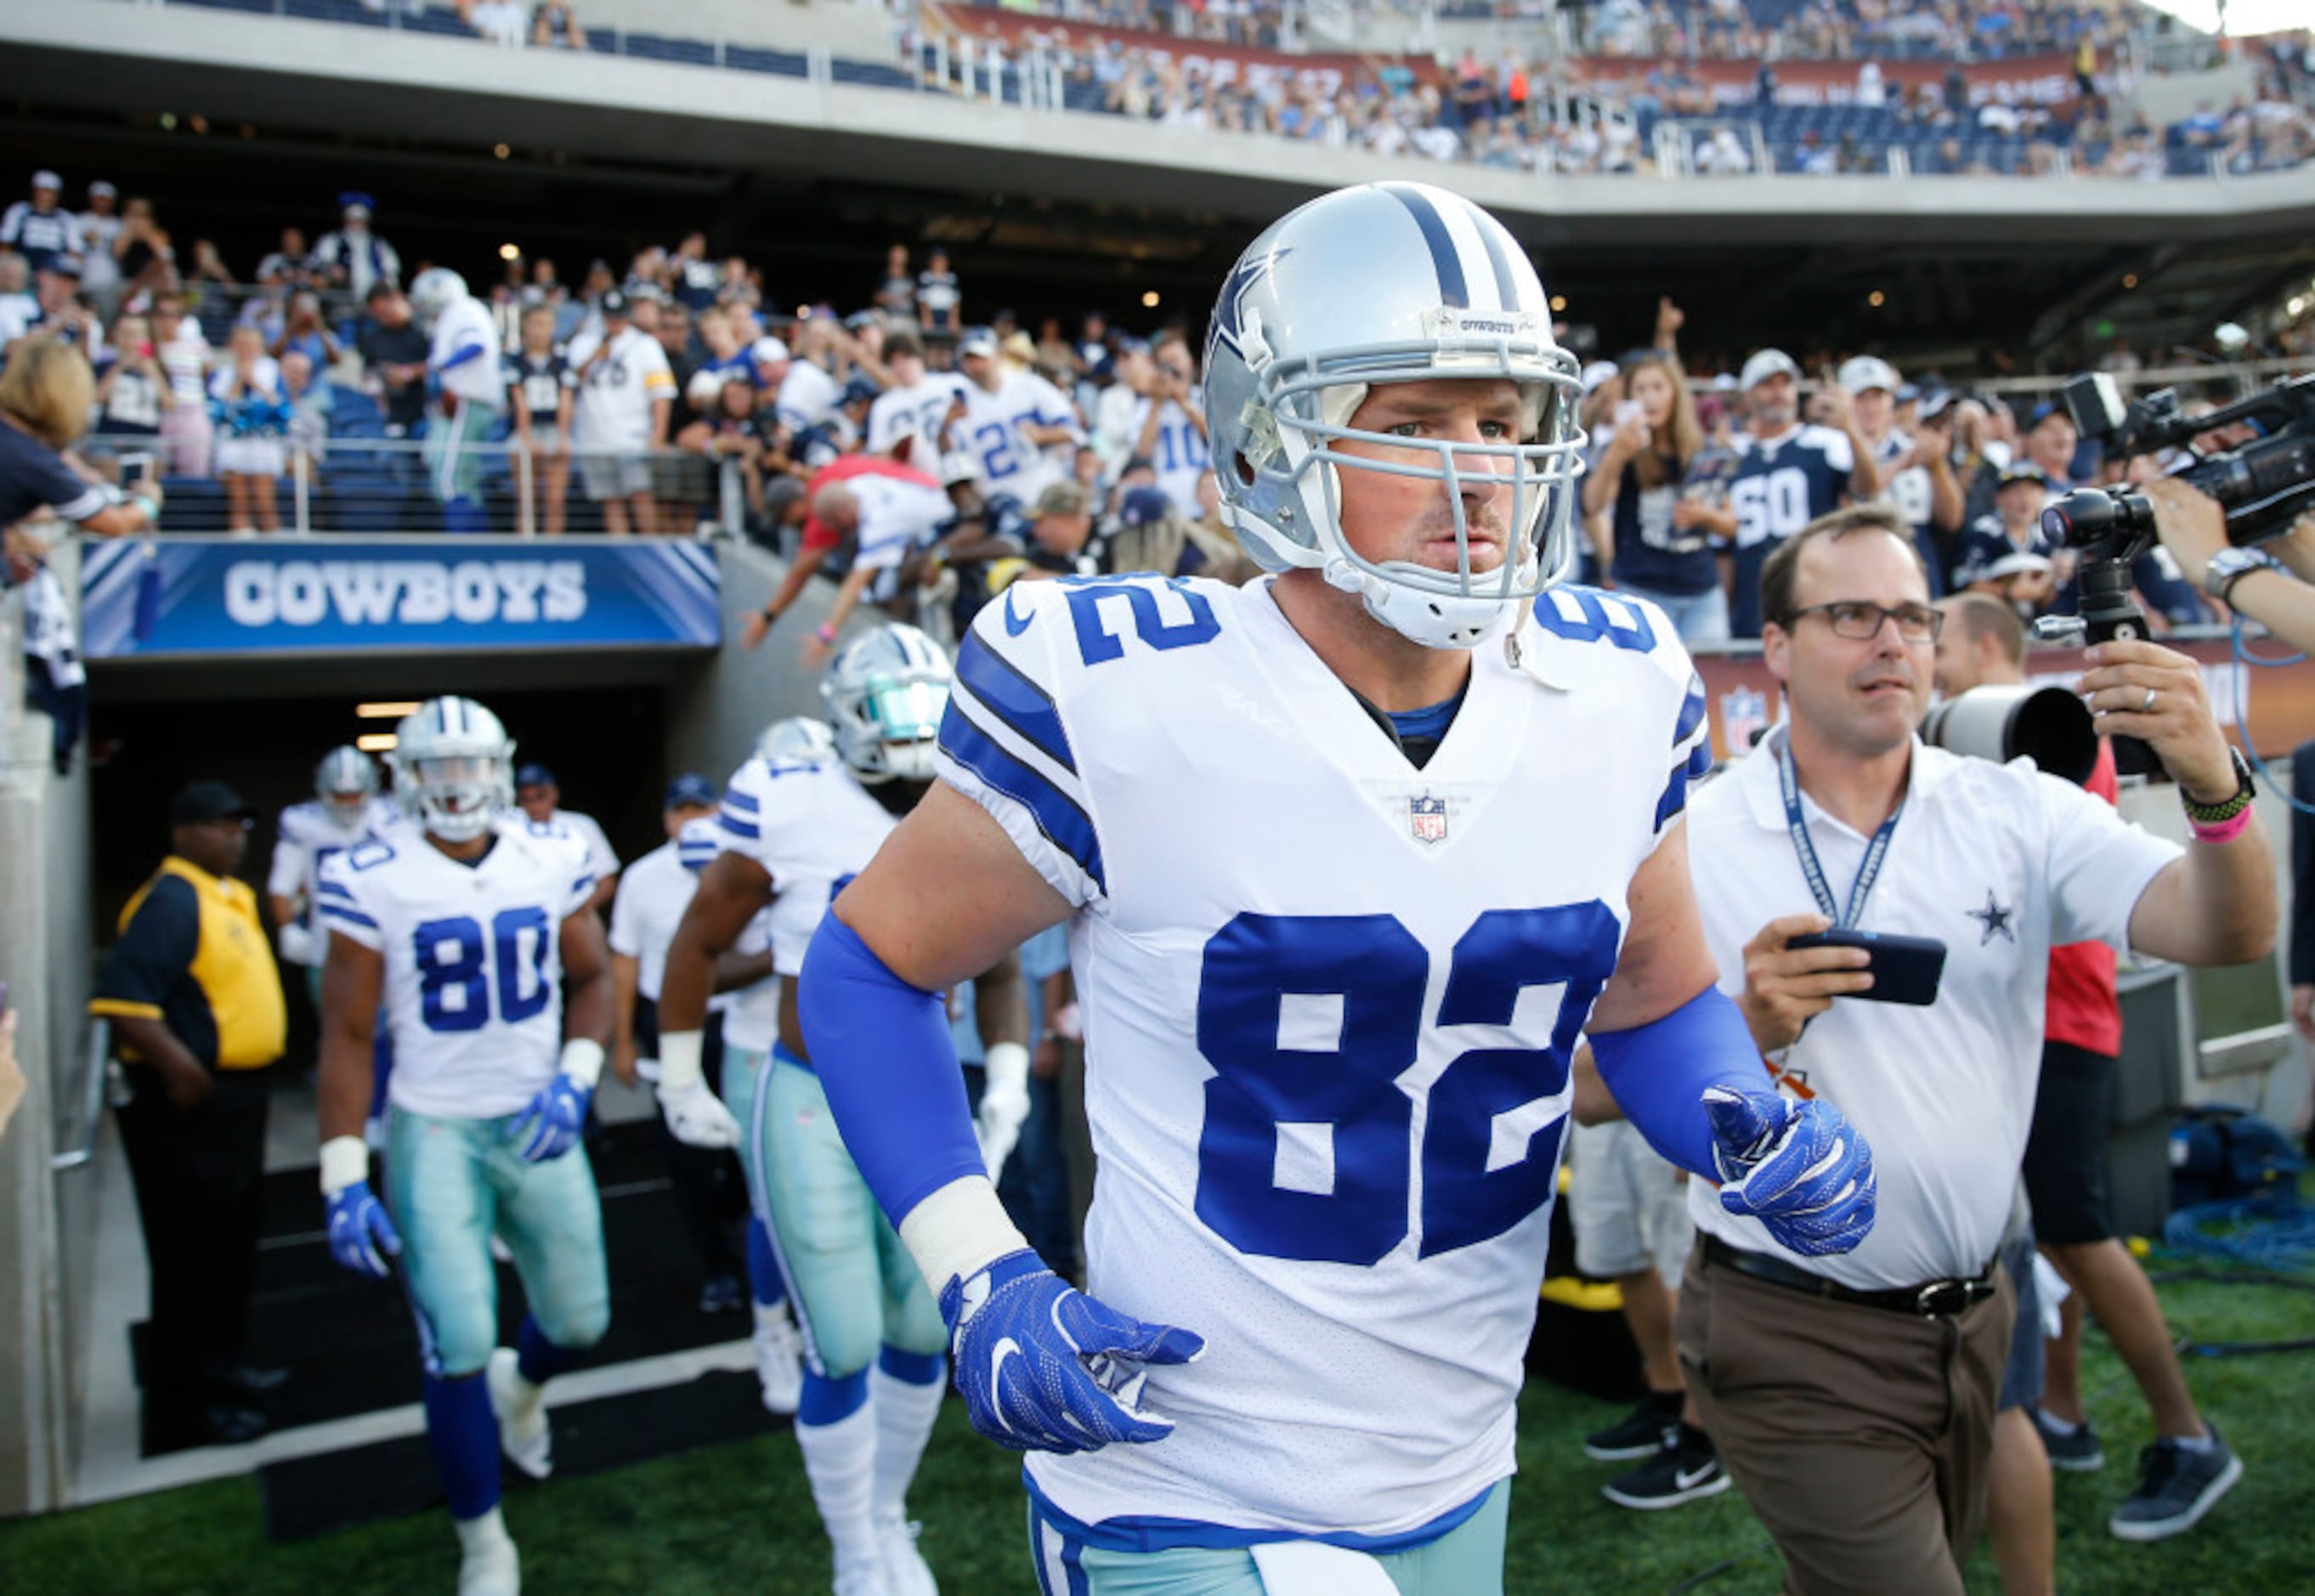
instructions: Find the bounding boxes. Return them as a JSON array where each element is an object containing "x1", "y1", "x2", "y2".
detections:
[{"x1": 12, "y1": 161, "x2": 2312, "y2": 644}]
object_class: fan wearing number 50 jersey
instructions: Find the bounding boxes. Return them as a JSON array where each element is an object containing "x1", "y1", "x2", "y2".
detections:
[
  {"x1": 800, "y1": 181, "x2": 1879, "y2": 1593},
  {"x1": 313, "y1": 695, "x2": 614, "y2": 1596}
]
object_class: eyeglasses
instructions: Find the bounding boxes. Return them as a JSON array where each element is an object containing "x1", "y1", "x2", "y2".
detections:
[{"x1": 1784, "y1": 600, "x2": 1943, "y2": 643}]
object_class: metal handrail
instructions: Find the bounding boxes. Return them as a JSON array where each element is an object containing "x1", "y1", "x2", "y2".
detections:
[{"x1": 48, "y1": 1018, "x2": 110, "y2": 1174}]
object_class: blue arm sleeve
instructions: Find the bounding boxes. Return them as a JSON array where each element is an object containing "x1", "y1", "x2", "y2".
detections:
[
  {"x1": 436, "y1": 342, "x2": 489, "y2": 373},
  {"x1": 1588, "y1": 985, "x2": 1770, "y2": 1179},
  {"x1": 798, "y1": 915, "x2": 988, "y2": 1228}
]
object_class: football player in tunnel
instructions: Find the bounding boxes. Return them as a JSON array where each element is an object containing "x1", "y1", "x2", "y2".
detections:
[{"x1": 795, "y1": 182, "x2": 1880, "y2": 1593}]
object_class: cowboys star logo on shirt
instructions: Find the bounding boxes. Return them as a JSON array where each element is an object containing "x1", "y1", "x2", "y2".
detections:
[{"x1": 1409, "y1": 794, "x2": 1449, "y2": 845}]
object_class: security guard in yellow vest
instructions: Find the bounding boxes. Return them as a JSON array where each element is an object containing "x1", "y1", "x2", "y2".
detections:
[{"x1": 92, "y1": 779, "x2": 288, "y2": 1447}]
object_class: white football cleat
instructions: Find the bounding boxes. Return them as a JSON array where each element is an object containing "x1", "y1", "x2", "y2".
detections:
[
  {"x1": 831, "y1": 1546, "x2": 895, "y2": 1596},
  {"x1": 877, "y1": 1512, "x2": 939, "y2": 1596},
  {"x1": 485, "y1": 1348, "x2": 552, "y2": 1480},
  {"x1": 755, "y1": 1308, "x2": 803, "y2": 1416},
  {"x1": 456, "y1": 1521, "x2": 521, "y2": 1596}
]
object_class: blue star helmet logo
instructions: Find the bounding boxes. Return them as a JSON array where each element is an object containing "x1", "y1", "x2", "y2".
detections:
[
  {"x1": 1966, "y1": 890, "x2": 2017, "y2": 946},
  {"x1": 1212, "y1": 246, "x2": 1292, "y2": 360}
]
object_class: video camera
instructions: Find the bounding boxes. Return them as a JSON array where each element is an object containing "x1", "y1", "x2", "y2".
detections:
[{"x1": 2033, "y1": 371, "x2": 2315, "y2": 644}]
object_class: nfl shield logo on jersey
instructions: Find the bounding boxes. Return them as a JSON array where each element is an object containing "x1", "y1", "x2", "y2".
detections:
[{"x1": 1409, "y1": 795, "x2": 1449, "y2": 845}]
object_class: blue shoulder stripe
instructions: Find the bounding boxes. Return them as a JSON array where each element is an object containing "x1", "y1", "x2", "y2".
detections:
[
  {"x1": 940, "y1": 705, "x2": 1105, "y2": 893},
  {"x1": 722, "y1": 786, "x2": 761, "y2": 814},
  {"x1": 720, "y1": 810, "x2": 761, "y2": 840},
  {"x1": 955, "y1": 629, "x2": 1078, "y2": 775},
  {"x1": 318, "y1": 901, "x2": 380, "y2": 931},
  {"x1": 1673, "y1": 673, "x2": 1708, "y2": 747},
  {"x1": 1654, "y1": 759, "x2": 1692, "y2": 833},
  {"x1": 316, "y1": 879, "x2": 355, "y2": 900}
]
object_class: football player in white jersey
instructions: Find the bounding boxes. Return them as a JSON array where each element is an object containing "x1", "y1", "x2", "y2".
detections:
[
  {"x1": 314, "y1": 696, "x2": 614, "y2": 1596},
  {"x1": 411, "y1": 268, "x2": 507, "y2": 535},
  {"x1": 795, "y1": 182, "x2": 1881, "y2": 1593},
  {"x1": 654, "y1": 629, "x2": 1030, "y2": 1596},
  {"x1": 269, "y1": 745, "x2": 399, "y2": 1005},
  {"x1": 954, "y1": 328, "x2": 1081, "y2": 517}
]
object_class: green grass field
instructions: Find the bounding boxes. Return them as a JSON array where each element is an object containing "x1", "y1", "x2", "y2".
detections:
[{"x1": 5, "y1": 1259, "x2": 2310, "y2": 1594}]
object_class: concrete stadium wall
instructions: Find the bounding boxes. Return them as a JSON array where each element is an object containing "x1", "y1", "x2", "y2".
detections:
[{"x1": 0, "y1": 544, "x2": 98, "y2": 1517}]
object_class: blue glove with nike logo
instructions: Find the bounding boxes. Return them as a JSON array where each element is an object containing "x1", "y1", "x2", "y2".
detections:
[
  {"x1": 939, "y1": 1249, "x2": 1205, "y2": 1453},
  {"x1": 325, "y1": 1179, "x2": 402, "y2": 1278},
  {"x1": 512, "y1": 1072, "x2": 592, "y2": 1163},
  {"x1": 1704, "y1": 1087, "x2": 1876, "y2": 1257}
]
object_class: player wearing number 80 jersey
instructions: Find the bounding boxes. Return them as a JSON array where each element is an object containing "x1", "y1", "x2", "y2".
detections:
[
  {"x1": 314, "y1": 695, "x2": 613, "y2": 1596},
  {"x1": 803, "y1": 183, "x2": 1879, "y2": 1592}
]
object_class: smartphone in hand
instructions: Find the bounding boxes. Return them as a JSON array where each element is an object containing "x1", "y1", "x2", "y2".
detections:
[{"x1": 1787, "y1": 930, "x2": 1947, "y2": 1006}]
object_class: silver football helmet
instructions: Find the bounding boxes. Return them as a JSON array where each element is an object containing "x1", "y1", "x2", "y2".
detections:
[
  {"x1": 1202, "y1": 181, "x2": 1586, "y2": 649},
  {"x1": 314, "y1": 744, "x2": 380, "y2": 828},
  {"x1": 820, "y1": 624, "x2": 952, "y2": 784},
  {"x1": 391, "y1": 695, "x2": 514, "y2": 842},
  {"x1": 407, "y1": 266, "x2": 468, "y2": 333},
  {"x1": 752, "y1": 715, "x2": 839, "y2": 771}
]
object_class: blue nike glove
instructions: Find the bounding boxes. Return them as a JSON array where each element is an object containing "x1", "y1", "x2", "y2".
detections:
[
  {"x1": 326, "y1": 1180, "x2": 403, "y2": 1279},
  {"x1": 1704, "y1": 1087, "x2": 1876, "y2": 1258},
  {"x1": 511, "y1": 1073, "x2": 593, "y2": 1163},
  {"x1": 939, "y1": 1249, "x2": 1206, "y2": 1453}
]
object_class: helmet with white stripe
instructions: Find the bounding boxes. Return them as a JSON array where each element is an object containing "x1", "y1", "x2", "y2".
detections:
[
  {"x1": 820, "y1": 624, "x2": 952, "y2": 784},
  {"x1": 407, "y1": 266, "x2": 468, "y2": 333},
  {"x1": 314, "y1": 744, "x2": 379, "y2": 827},
  {"x1": 391, "y1": 696, "x2": 514, "y2": 842},
  {"x1": 1202, "y1": 182, "x2": 1585, "y2": 649},
  {"x1": 752, "y1": 714, "x2": 838, "y2": 771}
]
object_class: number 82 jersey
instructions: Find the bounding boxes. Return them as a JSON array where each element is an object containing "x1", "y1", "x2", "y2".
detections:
[
  {"x1": 318, "y1": 818, "x2": 600, "y2": 1120},
  {"x1": 937, "y1": 573, "x2": 1710, "y2": 1546}
]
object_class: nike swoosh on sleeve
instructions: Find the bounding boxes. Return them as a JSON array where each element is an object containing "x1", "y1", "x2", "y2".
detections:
[{"x1": 1004, "y1": 588, "x2": 1036, "y2": 636}]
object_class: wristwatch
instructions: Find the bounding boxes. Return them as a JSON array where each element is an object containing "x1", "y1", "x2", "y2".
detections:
[
  {"x1": 2203, "y1": 547, "x2": 2283, "y2": 608},
  {"x1": 2179, "y1": 746, "x2": 2256, "y2": 824}
]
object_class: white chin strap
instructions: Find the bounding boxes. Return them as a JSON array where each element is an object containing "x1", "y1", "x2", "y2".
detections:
[{"x1": 1322, "y1": 554, "x2": 1520, "y2": 651}]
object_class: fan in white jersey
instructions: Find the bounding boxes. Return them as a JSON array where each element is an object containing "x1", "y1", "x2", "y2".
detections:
[
  {"x1": 864, "y1": 327, "x2": 969, "y2": 476},
  {"x1": 1127, "y1": 331, "x2": 1213, "y2": 516},
  {"x1": 654, "y1": 629, "x2": 1032, "y2": 1596},
  {"x1": 954, "y1": 328, "x2": 1081, "y2": 515},
  {"x1": 267, "y1": 745, "x2": 399, "y2": 998},
  {"x1": 313, "y1": 695, "x2": 614, "y2": 1596},
  {"x1": 795, "y1": 182, "x2": 1880, "y2": 1593}
]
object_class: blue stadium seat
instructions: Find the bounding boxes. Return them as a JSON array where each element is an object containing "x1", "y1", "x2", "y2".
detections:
[
  {"x1": 624, "y1": 33, "x2": 716, "y2": 66},
  {"x1": 727, "y1": 45, "x2": 810, "y2": 77}
]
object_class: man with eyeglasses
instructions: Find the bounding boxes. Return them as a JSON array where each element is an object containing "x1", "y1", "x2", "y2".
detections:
[
  {"x1": 91, "y1": 781, "x2": 290, "y2": 1448},
  {"x1": 1672, "y1": 504, "x2": 2272, "y2": 1591}
]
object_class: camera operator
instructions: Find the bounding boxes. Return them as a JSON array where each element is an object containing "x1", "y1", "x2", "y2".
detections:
[
  {"x1": 1663, "y1": 507, "x2": 2271, "y2": 1591},
  {"x1": 2137, "y1": 474, "x2": 2315, "y2": 655}
]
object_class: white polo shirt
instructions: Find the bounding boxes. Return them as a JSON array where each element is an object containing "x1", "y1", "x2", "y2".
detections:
[
  {"x1": 543, "y1": 806, "x2": 620, "y2": 888},
  {"x1": 1681, "y1": 730, "x2": 2180, "y2": 1289},
  {"x1": 606, "y1": 840, "x2": 693, "y2": 1002}
]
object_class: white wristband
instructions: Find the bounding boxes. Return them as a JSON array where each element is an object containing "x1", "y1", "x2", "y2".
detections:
[
  {"x1": 897, "y1": 1175, "x2": 1031, "y2": 1293},
  {"x1": 659, "y1": 1028, "x2": 705, "y2": 1093},
  {"x1": 982, "y1": 1040, "x2": 1029, "y2": 1095},
  {"x1": 320, "y1": 1135, "x2": 370, "y2": 1197},
  {"x1": 559, "y1": 1037, "x2": 605, "y2": 1089}
]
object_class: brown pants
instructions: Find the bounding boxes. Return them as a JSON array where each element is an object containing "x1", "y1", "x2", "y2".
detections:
[{"x1": 1676, "y1": 1240, "x2": 2015, "y2": 1596}]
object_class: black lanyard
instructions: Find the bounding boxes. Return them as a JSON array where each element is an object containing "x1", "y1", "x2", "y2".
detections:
[{"x1": 1775, "y1": 733, "x2": 1902, "y2": 929}]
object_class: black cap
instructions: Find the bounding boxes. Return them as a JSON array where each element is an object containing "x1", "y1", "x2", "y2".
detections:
[
  {"x1": 514, "y1": 762, "x2": 556, "y2": 790},
  {"x1": 169, "y1": 780, "x2": 252, "y2": 825},
  {"x1": 599, "y1": 289, "x2": 630, "y2": 317}
]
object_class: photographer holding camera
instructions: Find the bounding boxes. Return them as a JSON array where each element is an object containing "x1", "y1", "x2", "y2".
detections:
[
  {"x1": 1663, "y1": 506, "x2": 2271, "y2": 1591},
  {"x1": 2138, "y1": 474, "x2": 2315, "y2": 655}
]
